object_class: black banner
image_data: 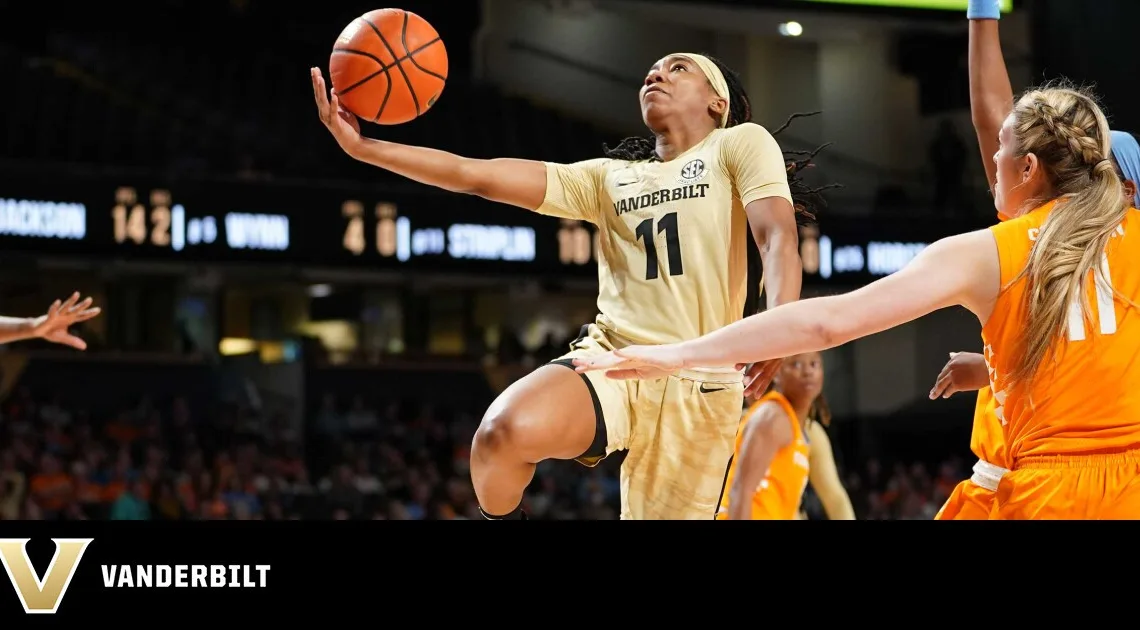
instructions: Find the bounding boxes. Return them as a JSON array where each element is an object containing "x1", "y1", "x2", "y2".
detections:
[
  {"x1": 0, "y1": 173, "x2": 598, "y2": 279},
  {"x1": 0, "y1": 521, "x2": 1086, "y2": 623}
]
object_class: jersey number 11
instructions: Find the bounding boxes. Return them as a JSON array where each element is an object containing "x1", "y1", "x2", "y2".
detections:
[{"x1": 636, "y1": 212, "x2": 684, "y2": 280}]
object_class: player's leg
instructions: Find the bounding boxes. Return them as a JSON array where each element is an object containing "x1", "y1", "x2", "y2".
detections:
[
  {"x1": 470, "y1": 324, "x2": 631, "y2": 519},
  {"x1": 469, "y1": 364, "x2": 598, "y2": 518},
  {"x1": 622, "y1": 370, "x2": 743, "y2": 519}
]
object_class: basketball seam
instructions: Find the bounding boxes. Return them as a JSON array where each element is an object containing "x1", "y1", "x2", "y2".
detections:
[
  {"x1": 333, "y1": 36, "x2": 441, "y2": 97},
  {"x1": 361, "y1": 13, "x2": 420, "y2": 120},
  {"x1": 402, "y1": 20, "x2": 446, "y2": 85},
  {"x1": 332, "y1": 19, "x2": 393, "y2": 117}
]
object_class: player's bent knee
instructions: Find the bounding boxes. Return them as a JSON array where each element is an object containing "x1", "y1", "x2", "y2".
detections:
[
  {"x1": 471, "y1": 410, "x2": 515, "y2": 460},
  {"x1": 472, "y1": 408, "x2": 544, "y2": 464}
]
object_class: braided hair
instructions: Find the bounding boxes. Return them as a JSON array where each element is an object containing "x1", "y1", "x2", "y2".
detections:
[{"x1": 602, "y1": 54, "x2": 838, "y2": 225}]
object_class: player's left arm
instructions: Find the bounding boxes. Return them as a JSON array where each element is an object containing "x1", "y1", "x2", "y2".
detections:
[
  {"x1": 806, "y1": 421, "x2": 855, "y2": 520},
  {"x1": 672, "y1": 229, "x2": 1000, "y2": 367},
  {"x1": 724, "y1": 123, "x2": 801, "y2": 309}
]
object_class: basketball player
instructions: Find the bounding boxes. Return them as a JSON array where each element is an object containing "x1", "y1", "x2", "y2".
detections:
[
  {"x1": 924, "y1": 0, "x2": 1140, "y2": 519},
  {"x1": 311, "y1": 54, "x2": 829, "y2": 519},
  {"x1": 577, "y1": 83, "x2": 1140, "y2": 519},
  {"x1": 0, "y1": 293, "x2": 100, "y2": 349},
  {"x1": 717, "y1": 351, "x2": 854, "y2": 520}
]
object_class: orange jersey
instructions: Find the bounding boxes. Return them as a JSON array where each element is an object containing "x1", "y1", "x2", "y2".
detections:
[
  {"x1": 968, "y1": 386, "x2": 1008, "y2": 468},
  {"x1": 984, "y1": 202, "x2": 1140, "y2": 462},
  {"x1": 716, "y1": 391, "x2": 811, "y2": 520}
]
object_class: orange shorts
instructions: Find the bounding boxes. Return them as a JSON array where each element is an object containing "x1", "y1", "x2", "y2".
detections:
[
  {"x1": 935, "y1": 479, "x2": 995, "y2": 520},
  {"x1": 992, "y1": 450, "x2": 1140, "y2": 520}
]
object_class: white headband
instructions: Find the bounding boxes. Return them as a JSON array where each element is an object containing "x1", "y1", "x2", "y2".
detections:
[{"x1": 673, "y1": 53, "x2": 731, "y2": 128}]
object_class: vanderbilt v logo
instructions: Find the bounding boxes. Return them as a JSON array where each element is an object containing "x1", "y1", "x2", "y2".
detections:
[{"x1": 0, "y1": 538, "x2": 93, "y2": 614}]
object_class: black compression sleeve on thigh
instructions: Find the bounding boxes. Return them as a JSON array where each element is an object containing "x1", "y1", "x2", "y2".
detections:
[{"x1": 479, "y1": 505, "x2": 528, "y2": 520}]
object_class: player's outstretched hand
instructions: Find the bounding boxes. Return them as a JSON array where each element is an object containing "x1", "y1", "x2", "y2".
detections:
[
  {"x1": 741, "y1": 359, "x2": 783, "y2": 398},
  {"x1": 311, "y1": 67, "x2": 362, "y2": 154},
  {"x1": 32, "y1": 292, "x2": 101, "y2": 350},
  {"x1": 929, "y1": 351, "x2": 989, "y2": 399},
  {"x1": 573, "y1": 345, "x2": 685, "y2": 381}
]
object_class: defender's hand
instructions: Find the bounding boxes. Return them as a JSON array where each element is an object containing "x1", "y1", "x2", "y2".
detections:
[{"x1": 930, "y1": 352, "x2": 989, "y2": 399}]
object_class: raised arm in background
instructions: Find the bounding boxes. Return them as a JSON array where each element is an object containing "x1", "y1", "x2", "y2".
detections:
[{"x1": 967, "y1": 0, "x2": 1015, "y2": 195}]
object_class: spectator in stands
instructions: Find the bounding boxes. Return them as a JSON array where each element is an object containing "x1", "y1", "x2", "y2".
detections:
[{"x1": 110, "y1": 477, "x2": 150, "y2": 520}]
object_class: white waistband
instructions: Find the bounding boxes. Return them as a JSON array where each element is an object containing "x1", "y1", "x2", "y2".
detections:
[{"x1": 969, "y1": 459, "x2": 1010, "y2": 492}]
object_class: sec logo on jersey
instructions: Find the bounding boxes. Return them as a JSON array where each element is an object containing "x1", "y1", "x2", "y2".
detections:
[{"x1": 678, "y1": 158, "x2": 707, "y2": 184}]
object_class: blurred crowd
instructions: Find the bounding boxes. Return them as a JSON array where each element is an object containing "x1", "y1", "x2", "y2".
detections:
[{"x1": 0, "y1": 382, "x2": 968, "y2": 521}]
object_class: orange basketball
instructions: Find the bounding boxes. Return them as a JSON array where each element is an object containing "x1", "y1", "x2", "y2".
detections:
[{"x1": 329, "y1": 9, "x2": 448, "y2": 125}]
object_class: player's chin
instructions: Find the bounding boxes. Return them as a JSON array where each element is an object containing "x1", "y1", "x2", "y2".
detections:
[{"x1": 641, "y1": 103, "x2": 671, "y2": 128}]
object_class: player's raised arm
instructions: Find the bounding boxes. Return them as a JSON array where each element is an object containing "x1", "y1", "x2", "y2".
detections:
[
  {"x1": 312, "y1": 68, "x2": 579, "y2": 216},
  {"x1": 726, "y1": 402, "x2": 792, "y2": 521},
  {"x1": 806, "y1": 421, "x2": 855, "y2": 520},
  {"x1": 967, "y1": 0, "x2": 1014, "y2": 193}
]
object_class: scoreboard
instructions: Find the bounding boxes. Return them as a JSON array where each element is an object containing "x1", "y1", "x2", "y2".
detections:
[
  {"x1": 0, "y1": 171, "x2": 974, "y2": 286},
  {"x1": 0, "y1": 174, "x2": 598, "y2": 278}
]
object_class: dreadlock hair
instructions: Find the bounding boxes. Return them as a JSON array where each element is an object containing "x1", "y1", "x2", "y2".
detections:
[{"x1": 602, "y1": 54, "x2": 840, "y2": 225}]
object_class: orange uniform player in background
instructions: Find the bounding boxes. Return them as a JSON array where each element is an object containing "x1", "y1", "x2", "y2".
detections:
[{"x1": 716, "y1": 352, "x2": 854, "y2": 520}]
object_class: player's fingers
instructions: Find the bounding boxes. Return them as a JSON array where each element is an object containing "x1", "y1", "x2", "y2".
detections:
[
  {"x1": 47, "y1": 299, "x2": 61, "y2": 318},
  {"x1": 67, "y1": 297, "x2": 93, "y2": 313},
  {"x1": 933, "y1": 364, "x2": 952, "y2": 387},
  {"x1": 574, "y1": 356, "x2": 624, "y2": 372},
  {"x1": 54, "y1": 333, "x2": 87, "y2": 351},
  {"x1": 929, "y1": 381, "x2": 947, "y2": 400},
  {"x1": 605, "y1": 368, "x2": 643, "y2": 380},
  {"x1": 69, "y1": 307, "x2": 101, "y2": 323},
  {"x1": 758, "y1": 361, "x2": 779, "y2": 383},
  {"x1": 62, "y1": 292, "x2": 80, "y2": 309},
  {"x1": 746, "y1": 370, "x2": 776, "y2": 397},
  {"x1": 742, "y1": 367, "x2": 766, "y2": 396},
  {"x1": 311, "y1": 68, "x2": 330, "y2": 114},
  {"x1": 930, "y1": 373, "x2": 952, "y2": 399}
]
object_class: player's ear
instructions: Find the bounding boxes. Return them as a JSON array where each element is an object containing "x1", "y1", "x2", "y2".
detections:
[
  {"x1": 709, "y1": 96, "x2": 728, "y2": 122},
  {"x1": 1023, "y1": 152, "x2": 1040, "y2": 184},
  {"x1": 1124, "y1": 179, "x2": 1137, "y2": 204}
]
